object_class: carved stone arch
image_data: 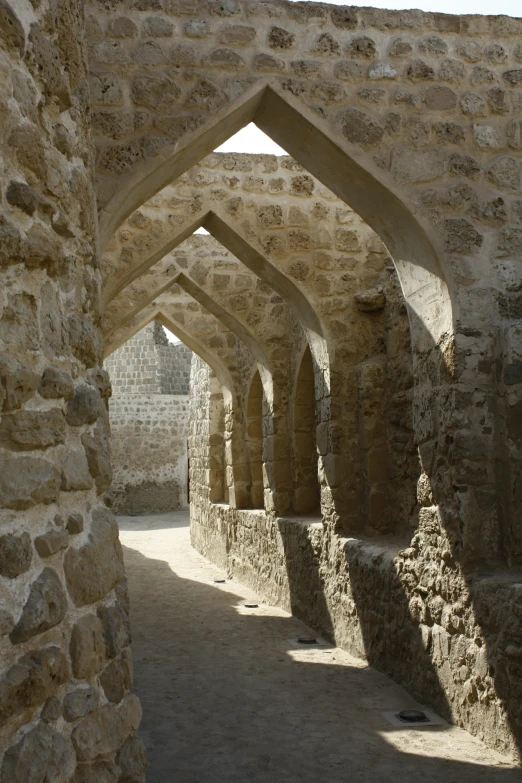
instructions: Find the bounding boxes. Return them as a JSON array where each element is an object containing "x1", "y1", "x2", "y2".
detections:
[{"x1": 97, "y1": 83, "x2": 452, "y2": 349}]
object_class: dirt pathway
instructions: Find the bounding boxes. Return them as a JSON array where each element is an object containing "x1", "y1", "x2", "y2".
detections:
[{"x1": 118, "y1": 511, "x2": 519, "y2": 783}]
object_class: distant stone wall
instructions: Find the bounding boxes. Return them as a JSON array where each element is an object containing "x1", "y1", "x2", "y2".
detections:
[
  {"x1": 105, "y1": 321, "x2": 192, "y2": 395},
  {"x1": 106, "y1": 322, "x2": 192, "y2": 514},
  {"x1": 109, "y1": 393, "x2": 190, "y2": 514}
]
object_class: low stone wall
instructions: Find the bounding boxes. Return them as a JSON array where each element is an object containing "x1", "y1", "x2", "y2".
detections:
[{"x1": 190, "y1": 497, "x2": 522, "y2": 763}]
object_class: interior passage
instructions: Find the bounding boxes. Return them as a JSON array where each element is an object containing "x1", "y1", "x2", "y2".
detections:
[{"x1": 118, "y1": 511, "x2": 519, "y2": 783}]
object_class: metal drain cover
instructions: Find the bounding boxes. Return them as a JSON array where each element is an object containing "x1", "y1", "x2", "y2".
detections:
[
  {"x1": 382, "y1": 710, "x2": 445, "y2": 728},
  {"x1": 397, "y1": 710, "x2": 428, "y2": 723},
  {"x1": 298, "y1": 636, "x2": 318, "y2": 645}
]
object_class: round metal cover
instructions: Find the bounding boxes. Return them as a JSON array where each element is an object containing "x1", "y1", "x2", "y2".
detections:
[{"x1": 397, "y1": 710, "x2": 428, "y2": 723}]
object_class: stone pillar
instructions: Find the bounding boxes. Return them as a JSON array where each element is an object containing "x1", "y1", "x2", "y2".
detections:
[{"x1": 0, "y1": 3, "x2": 145, "y2": 779}]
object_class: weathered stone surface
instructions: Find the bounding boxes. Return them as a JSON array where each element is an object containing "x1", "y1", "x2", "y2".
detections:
[
  {"x1": 67, "y1": 315, "x2": 103, "y2": 369},
  {"x1": 354, "y1": 288, "x2": 386, "y2": 312},
  {"x1": 97, "y1": 599, "x2": 131, "y2": 659},
  {"x1": 0, "y1": 409, "x2": 66, "y2": 451},
  {"x1": 391, "y1": 148, "x2": 445, "y2": 183},
  {"x1": 87, "y1": 368, "x2": 112, "y2": 399},
  {"x1": 81, "y1": 420, "x2": 112, "y2": 493},
  {"x1": 132, "y1": 74, "x2": 181, "y2": 112},
  {"x1": 70, "y1": 615, "x2": 106, "y2": 679},
  {"x1": 41, "y1": 695, "x2": 62, "y2": 722},
  {"x1": 0, "y1": 457, "x2": 60, "y2": 509},
  {"x1": 0, "y1": 0, "x2": 25, "y2": 55},
  {"x1": 71, "y1": 694, "x2": 142, "y2": 762},
  {"x1": 66, "y1": 512, "x2": 85, "y2": 535},
  {"x1": 34, "y1": 529, "x2": 70, "y2": 558},
  {"x1": 6, "y1": 180, "x2": 39, "y2": 215},
  {"x1": 0, "y1": 356, "x2": 39, "y2": 411},
  {"x1": 0, "y1": 609, "x2": 15, "y2": 636},
  {"x1": 63, "y1": 686, "x2": 97, "y2": 722},
  {"x1": 341, "y1": 108, "x2": 384, "y2": 147},
  {"x1": 10, "y1": 568, "x2": 68, "y2": 644},
  {"x1": 71, "y1": 760, "x2": 121, "y2": 783},
  {"x1": 0, "y1": 532, "x2": 32, "y2": 578},
  {"x1": 116, "y1": 731, "x2": 148, "y2": 783},
  {"x1": 64, "y1": 507, "x2": 124, "y2": 606},
  {"x1": 0, "y1": 722, "x2": 75, "y2": 783},
  {"x1": 61, "y1": 447, "x2": 94, "y2": 491},
  {"x1": 99, "y1": 648, "x2": 133, "y2": 703},
  {"x1": 0, "y1": 646, "x2": 67, "y2": 727},
  {"x1": 38, "y1": 367, "x2": 74, "y2": 400},
  {"x1": 65, "y1": 384, "x2": 101, "y2": 426}
]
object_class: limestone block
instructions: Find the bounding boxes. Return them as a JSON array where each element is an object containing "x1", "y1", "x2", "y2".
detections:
[
  {"x1": 10, "y1": 568, "x2": 68, "y2": 644},
  {"x1": 70, "y1": 615, "x2": 107, "y2": 679},
  {"x1": 99, "y1": 648, "x2": 133, "y2": 703},
  {"x1": 71, "y1": 694, "x2": 142, "y2": 762},
  {"x1": 391, "y1": 148, "x2": 445, "y2": 184},
  {"x1": 0, "y1": 532, "x2": 32, "y2": 578},
  {"x1": 0, "y1": 722, "x2": 75, "y2": 783},
  {"x1": 67, "y1": 315, "x2": 103, "y2": 369},
  {"x1": 39, "y1": 366, "x2": 74, "y2": 400},
  {"x1": 0, "y1": 356, "x2": 39, "y2": 410},
  {"x1": 0, "y1": 646, "x2": 67, "y2": 727},
  {"x1": 71, "y1": 760, "x2": 121, "y2": 783},
  {"x1": 66, "y1": 512, "x2": 84, "y2": 535},
  {"x1": 0, "y1": 409, "x2": 66, "y2": 451},
  {"x1": 34, "y1": 529, "x2": 70, "y2": 558},
  {"x1": 0, "y1": 457, "x2": 60, "y2": 509},
  {"x1": 64, "y1": 507, "x2": 124, "y2": 607},
  {"x1": 0, "y1": 609, "x2": 15, "y2": 636},
  {"x1": 61, "y1": 447, "x2": 94, "y2": 492},
  {"x1": 116, "y1": 731, "x2": 148, "y2": 783},
  {"x1": 354, "y1": 288, "x2": 386, "y2": 312},
  {"x1": 81, "y1": 421, "x2": 112, "y2": 493},
  {"x1": 65, "y1": 384, "x2": 101, "y2": 426},
  {"x1": 63, "y1": 686, "x2": 98, "y2": 722},
  {"x1": 97, "y1": 599, "x2": 131, "y2": 659},
  {"x1": 0, "y1": 0, "x2": 25, "y2": 55}
]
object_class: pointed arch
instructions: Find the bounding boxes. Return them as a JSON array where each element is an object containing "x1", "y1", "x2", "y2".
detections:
[{"x1": 99, "y1": 82, "x2": 452, "y2": 347}]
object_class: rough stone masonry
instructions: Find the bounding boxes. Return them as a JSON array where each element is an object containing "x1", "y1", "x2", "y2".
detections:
[{"x1": 0, "y1": 0, "x2": 521, "y2": 778}]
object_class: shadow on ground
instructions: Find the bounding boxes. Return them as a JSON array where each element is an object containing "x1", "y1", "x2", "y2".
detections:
[{"x1": 120, "y1": 515, "x2": 519, "y2": 783}]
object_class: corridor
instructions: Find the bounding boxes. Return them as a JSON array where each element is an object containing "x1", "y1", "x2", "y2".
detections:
[{"x1": 118, "y1": 511, "x2": 519, "y2": 783}]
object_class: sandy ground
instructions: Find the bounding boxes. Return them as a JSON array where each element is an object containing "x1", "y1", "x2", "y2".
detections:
[{"x1": 118, "y1": 510, "x2": 520, "y2": 783}]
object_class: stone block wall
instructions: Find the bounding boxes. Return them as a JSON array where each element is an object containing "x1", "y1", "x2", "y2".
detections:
[
  {"x1": 106, "y1": 322, "x2": 192, "y2": 513},
  {"x1": 0, "y1": 2, "x2": 146, "y2": 779},
  {"x1": 105, "y1": 320, "x2": 192, "y2": 395}
]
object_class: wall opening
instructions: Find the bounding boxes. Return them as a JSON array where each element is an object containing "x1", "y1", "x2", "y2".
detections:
[
  {"x1": 246, "y1": 371, "x2": 265, "y2": 509},
  {"x1": 209, "y1": 375, "x2": 227, "y2": 505},
  {"x1": 292, "y1": 346, "x2": 320, "y2": 515}
]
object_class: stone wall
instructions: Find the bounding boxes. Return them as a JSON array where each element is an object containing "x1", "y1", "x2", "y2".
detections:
[
  {"x1": 189, "y1": 354, "x2": 522, "y2": 763},
  {"x1": 105, "y1": 320, "x2": 192, "y2": 395},
  {"x1": 106, "y1": 321, "x2": 192, "y2": 513},
  {"x1": 0, "y1": 2, "x2": 146, "y2": 779}
]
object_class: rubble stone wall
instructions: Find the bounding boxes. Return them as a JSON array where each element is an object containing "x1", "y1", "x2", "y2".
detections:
[{"x1": 0, "y1": 2, "x2": 146, "y2": 779}]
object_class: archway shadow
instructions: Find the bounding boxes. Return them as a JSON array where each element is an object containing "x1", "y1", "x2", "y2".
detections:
[{"x1": 120, "y1": 526, "x2": 519, "y2": 782}]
